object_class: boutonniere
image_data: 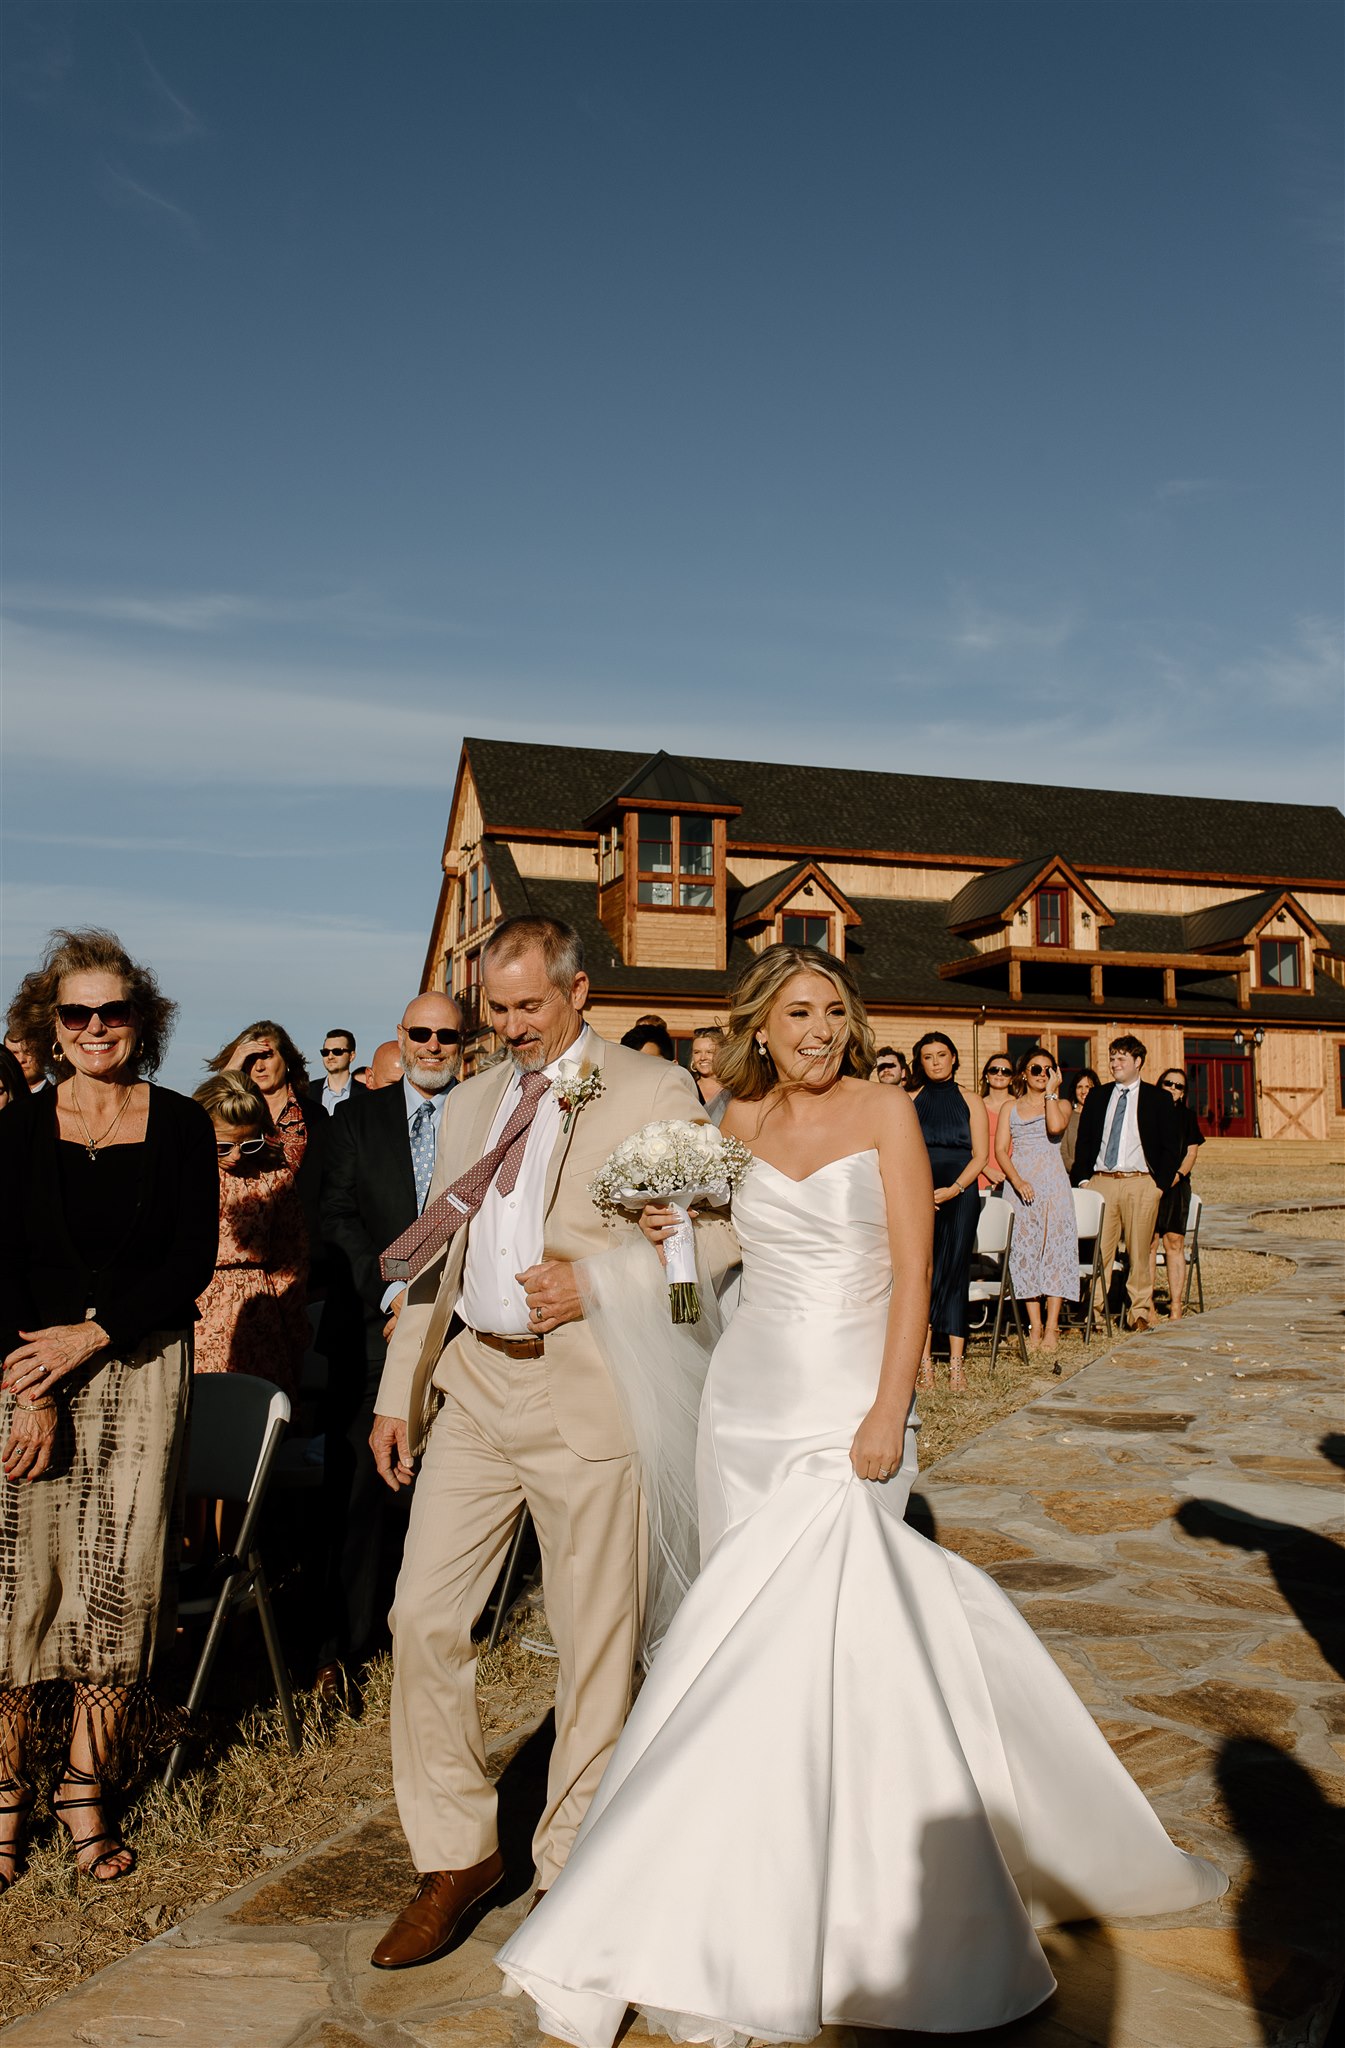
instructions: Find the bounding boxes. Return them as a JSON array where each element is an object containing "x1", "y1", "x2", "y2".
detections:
[{"x1": 553, "y1": 1059, "x2": 604, "y2": 1134}]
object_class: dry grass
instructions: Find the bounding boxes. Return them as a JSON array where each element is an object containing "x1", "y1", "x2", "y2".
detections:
[
  {"x1": 1251, "y1": 1207, "x2": 1345, "y2": 1240},
  {"x1": 1196, "y1": 1137, "x2": 1343, "y2": 1207},
  {"x1": 3, "y1": 1160, "x2": 1316, "y2": 2023}
]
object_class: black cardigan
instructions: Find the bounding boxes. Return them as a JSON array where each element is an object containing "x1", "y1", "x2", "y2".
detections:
[{"x1": 0, "y1": 1084, "x2": 220, "y2": 1357}]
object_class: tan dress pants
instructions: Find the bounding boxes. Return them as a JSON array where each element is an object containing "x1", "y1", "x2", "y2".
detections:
[
  {"x1": 1093, "y1": 1173, "x2": 1163, "y2": 1319},
  {"x1": 389, "y1": 1328, "x2": 642, "y2": 1885}
]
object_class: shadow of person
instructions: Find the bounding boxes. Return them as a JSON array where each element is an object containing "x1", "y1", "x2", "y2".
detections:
[
  {"x1": 494, "y1": 1712, "x2": 556, "y2": 1903},
  {"x1": 1318, "y1": 1432, "x2": 1345, "y2": 1473},
  {"x1": 1215, "y1": 1737, "x2": 1345, "y2": 2044},
  {"x1": 1175, "y1": 1499, "x2": 1345, "y2": 1682},
  {"x1": 905, "y1": 1491, "x2": 939, "y2": 1543}
]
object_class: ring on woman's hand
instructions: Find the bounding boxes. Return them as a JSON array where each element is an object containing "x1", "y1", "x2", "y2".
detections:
[
  {"x1": 532, "y1": 1306, "x2": 543, "y2": 1322},
  {"x1": 878, "y1": 1467, "x2": 892, "y2": 1480}
]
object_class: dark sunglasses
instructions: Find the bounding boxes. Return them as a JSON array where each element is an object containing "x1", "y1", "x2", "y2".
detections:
[
  {"x1": 321, "y1": 1046, "x2": 350, "y2": 1057},
  {"x1": 1026, "y1": 1063, "x2": 1053, "y2": 1077},
  {"x1": 217, "y1": 1137, "x2": 268, "y2": 1157},
  {"x1": 1162, "y1": 1082, "x2": 1186, "y2": 1094},
  {"x1": 404, "y1": 1026, "x2": 462, "y2": 1047},
  {"x1": 56, "y1": 1002, "x2": 135, "y2": 1030},
  {"x1": 985, "y1": 1065, "x2": 1012, "y2": 1077}
]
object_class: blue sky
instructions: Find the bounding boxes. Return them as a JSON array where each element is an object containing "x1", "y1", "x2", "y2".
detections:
[{"x1": 3, "y1": 0, "x2": 1341, "y2": 1087}]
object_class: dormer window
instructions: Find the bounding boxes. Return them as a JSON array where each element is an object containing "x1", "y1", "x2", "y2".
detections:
[
  {"x1": 599, "y1": 827, "x2": 625, "y2": 886},
  {"x1": 1036, "y1": 889, "x2": 1067, "y2": 947},
  {"x1": 782, "y1": 913, "x2": 830, "y2": 948},
  {"x1": 1260, "y1": 937, "x2": 1302, "y2": 988},
  {"x1": 637, "y1": 813, "x2": 717, "y2": 910}
]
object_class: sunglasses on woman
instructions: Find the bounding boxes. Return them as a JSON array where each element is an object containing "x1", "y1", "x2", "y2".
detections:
[
  {"x1": 1162, "y1": 1082, "x2": 1186, "y2": 1095},
  {"x1": 56, "y1": 1002, "x2": 136, "y2": 1030},
  {"x1": 404, "y1": 1026, "x2": 462, "y2": 1046},
  {"x1": 1026, "y1": 1063, "x2": 1053, "y2": 1077},
  {"x1": 985, "y1": 1065, "x2": 1012, "y2": 1078},
  {"x1": 216, "y1": 1137, "x2": 268, "y2": 1157}
]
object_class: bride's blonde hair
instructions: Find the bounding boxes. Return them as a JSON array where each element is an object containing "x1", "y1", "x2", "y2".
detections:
[{"x1": 717, "y1": 945, "x2": 876, "y2": 1102}]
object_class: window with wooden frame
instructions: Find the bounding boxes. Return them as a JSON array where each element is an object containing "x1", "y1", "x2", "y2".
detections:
[
  {"x1": 456, "y1": 878, "x2": 467, "y2": 943},
  {"x1": 1056, "y1": 1035, "x2": 1092, "y2": 1082},
  {"x1": 1259, "y1": 937, "x2": 1302, "y2": 988},
  {"x1": 468, "y1": 865, "x2": 480, "y2": 931},
  {"x1": 1035, "y1": 888, "x2": 1068, "y2": 947},
  {"x1": 781, "y1": 912, "x2": 831, "y2": 949},
  {"x1": 636, "y1": 813, "x2": 716, "y2": 909},
  {"x1": 599, "y1": 826, "x2": 625, "y2": 887},
  {"x1": 480, "y1": 859, "x2": 493, "y2": 926}
]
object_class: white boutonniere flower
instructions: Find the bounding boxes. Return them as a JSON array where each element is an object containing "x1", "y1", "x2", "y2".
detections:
[{"x1": 553, "y1": 1060, "x2": 604, "y2": 1133}]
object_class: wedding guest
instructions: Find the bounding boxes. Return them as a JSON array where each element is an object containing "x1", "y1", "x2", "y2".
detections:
[
  {"x1": 1073, "y1": 1036, "x2": 1183, "y2": 1332},
  {"x1": 312, "y1": 1029, "x2": 358, "y2": 1115},
  {"x1": 873, "y1": 1048, "x2": 908, "y2": 1086},
  {"x1": 910, "y1": 1032, "x2": 988, "y2": 1392},
  {"x1": 0, "y1": 1050, "x2": 29, "y2": 1115},
  {"x1": 352, "y1": 1066, "x2": 372, "y2": 1089},
  {"x1": 0, "y1": 928, "x2": 217, "y2": 1886},
  {"x1": 995, "y1": 1049, "x2": 1077, "y2": 1356},
  {"x1": 690, "y1": 1026, "x2": 729, "y2": 1125},
  {"x1": 206, "y1": 1021, "x2": 326, "y2": 1245},
  {"x1": 317, "y1": 994, "x2": 462, "y2": 1696},
  {"x1": 977, "y1": 1052, "x2": 1015, "y2": 1192},
  {"x1": 191, "y1": 1073, "x2": 308, "y2": 1405},
  {"x1": 1060, "y1": 1067, "x2": 1100, "y2": 1181},
  {"x1": 2, "y1": 1033, "x2": 47, "y2": 1096},
  {"x1": 367, "y1": 1041, "x2": 404, "y2": 1090},
  {"x1": 621, "y1": 1021, "x2": 675, "y2": 1061},
  {"x1": 1149, "y1": 1070, "x2": 1203, "y2": 1319}
]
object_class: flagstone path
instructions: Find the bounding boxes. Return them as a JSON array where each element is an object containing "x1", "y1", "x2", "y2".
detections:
[{"x1": 9, "y1": 1203, "x2": 1342, "y2": 2048}]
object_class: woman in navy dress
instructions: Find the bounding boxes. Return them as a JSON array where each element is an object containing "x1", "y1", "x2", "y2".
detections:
[{"x1": 910, "y1": 1032, "x2": 988, "y2": 1391}]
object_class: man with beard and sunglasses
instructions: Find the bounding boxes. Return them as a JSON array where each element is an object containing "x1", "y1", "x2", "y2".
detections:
[{"x1": 315, "y1": 994, "x2": 464, "y2": 1700}]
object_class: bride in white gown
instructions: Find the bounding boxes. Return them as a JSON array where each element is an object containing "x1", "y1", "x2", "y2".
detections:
[{"x1": 497, "y1": 946, "x2": 1224, "y2": 2045}]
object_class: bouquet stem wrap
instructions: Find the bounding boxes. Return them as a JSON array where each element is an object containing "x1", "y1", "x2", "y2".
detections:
[{"x1": 591, "y1": 1121, "x2": 753, "y2": 1326}]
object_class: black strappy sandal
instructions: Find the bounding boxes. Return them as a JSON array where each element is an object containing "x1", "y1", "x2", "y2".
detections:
[
  {"x1": 0, "y1": 1775, "x2": 35, "y2": 1892},
  {"x1": 52, "y1": 1763, "x2": 135, "y2": 1882}
]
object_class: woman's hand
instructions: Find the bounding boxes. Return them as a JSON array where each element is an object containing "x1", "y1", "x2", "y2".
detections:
[
  {"x1": 2, "y1": 1322, "x2": 108, "y2": 1402},
  {"x1": 849, "y1": 1404, "x2": 907, "y2": 1484},
  {"x1": 3, "y1": 1399, "x2": 58, "y2": 1483},
  {"x1": 1014, "y1": 1178, "x2": 1036, "y2": 1205},
  {"x1": 932, "y1": 1184, "x2": 962, "y2": 1207},
  {"x1": 637, "y1": 1202, "x2": 695, "y2": 1266}
]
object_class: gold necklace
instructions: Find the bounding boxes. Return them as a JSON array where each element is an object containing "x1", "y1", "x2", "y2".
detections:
[{"x1": 70, "y1": 1081, "x2": 134, "y2": 1162}]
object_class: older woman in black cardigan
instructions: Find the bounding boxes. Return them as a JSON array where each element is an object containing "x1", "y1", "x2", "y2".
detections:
[{"x1": 0, "y1": 929, "x2": 217, "y2": 1888}]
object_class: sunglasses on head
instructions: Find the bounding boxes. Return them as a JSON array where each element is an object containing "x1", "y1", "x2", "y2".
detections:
[
  {"x1": 217, "y1": 1137, "x2": 267, "y2": 1158},
  {"x1": 404, "y1": 1026, "x2": 462, "y2": 1047},
  {"x1": 56, "y1": 1002, "x2": 135, "y2": 1030}
]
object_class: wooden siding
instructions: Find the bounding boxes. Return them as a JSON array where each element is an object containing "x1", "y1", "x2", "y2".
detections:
[
  {"x1": 629, "y1": 909, "x2": 721, "y2": 970},
  {"x1": 510, "y1": 840, "x2": 596, "y2": 881},
  {"x1": 1257, "y1": 1032, "x2": 1330, "y2": 1140}
]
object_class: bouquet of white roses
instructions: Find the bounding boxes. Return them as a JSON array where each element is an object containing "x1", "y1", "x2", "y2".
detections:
[{"x1": 590, "y1": 1119, "x2": 753, "y2": 1323}]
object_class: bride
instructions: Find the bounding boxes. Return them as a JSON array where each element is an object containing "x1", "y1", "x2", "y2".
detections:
[{"x1": 497, "y1": 945, "x2": 1224, "y2": 2045}]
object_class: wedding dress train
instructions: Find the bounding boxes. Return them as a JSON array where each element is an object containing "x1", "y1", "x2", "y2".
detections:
[{"x1": 497, "y1": 1150, "x2": 1223, "y2": 2044}]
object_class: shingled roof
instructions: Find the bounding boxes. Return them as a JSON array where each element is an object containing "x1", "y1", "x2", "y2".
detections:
[
  {"x1": 586, "y1": 750, "x2": 740, "y2": 817},
  {"x1": 464, "y1": 738, "x2": 1345, "y2": 882}
]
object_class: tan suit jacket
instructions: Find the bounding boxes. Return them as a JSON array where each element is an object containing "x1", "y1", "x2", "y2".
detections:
[{"x1": 376, "y1": 1030, "x2": 734, "y2": 1461}]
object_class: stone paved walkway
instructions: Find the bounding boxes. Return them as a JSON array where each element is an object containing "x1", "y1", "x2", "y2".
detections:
[{"x1": 9, "y1": 1206, "x2": 1342, "y2": 2048}]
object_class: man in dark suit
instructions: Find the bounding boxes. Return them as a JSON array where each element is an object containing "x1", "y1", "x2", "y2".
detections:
[
  {"x1": 1073, "y1": 1033, "x2": 1183, "y2": 1332},
  {"x1": 311, "y1": 1028, "x2": 359, "y2": 1114},
  {"x1": 317, "y1": 992, "x2": 463, "y2": 1693}
]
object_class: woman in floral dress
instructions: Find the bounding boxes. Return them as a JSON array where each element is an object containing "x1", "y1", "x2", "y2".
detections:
[
  {"x1": 191, "y1": 1074, "x2": 308, "y2": 1406},
  {"x1": 995, "y1": 1047, "x2": 1077, "y2": 1356}
]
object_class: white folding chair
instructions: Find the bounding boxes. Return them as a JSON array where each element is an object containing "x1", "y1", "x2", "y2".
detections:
[
  {"x1": 968, "y1": 1195, "x2": 1027, "y2": 1374},
  {"x1": 1073, "y1": 1188, "x2": 1112, "y2": 1347},
  {"x1": 1182, "y1": 1191, "x2": 1205, "y2": 1313},
  {"x1": 164, "y1": 1374, "x2": 301, "y2": 1789}
]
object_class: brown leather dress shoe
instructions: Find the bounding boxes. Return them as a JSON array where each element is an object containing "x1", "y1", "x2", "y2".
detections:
[{"x1": 370, "y1": 1851, "x2": 505, "y2": 1969}]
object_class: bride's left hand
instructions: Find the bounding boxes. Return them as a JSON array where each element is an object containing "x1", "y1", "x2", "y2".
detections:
[{"x1": 849, "y1": 1405, "x2": 906, "y2": 1484}]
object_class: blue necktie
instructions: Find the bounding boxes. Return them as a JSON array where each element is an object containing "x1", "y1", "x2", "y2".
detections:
[
  {"x1": 1101, "y1": 1088, "x2": 1128, "y2": 1170},
  {"x1": 410, "y1": 1102, "x2": 436, "y2": 1213}
]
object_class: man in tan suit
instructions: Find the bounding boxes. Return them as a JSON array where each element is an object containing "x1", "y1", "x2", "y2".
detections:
[{"x1": 368, "y1": 915, "x2": 730, "y2": 1968}]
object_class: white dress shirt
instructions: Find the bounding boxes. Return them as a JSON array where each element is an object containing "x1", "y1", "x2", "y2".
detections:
[
  {"x1": 1098, "y1": 1083, "x2": 1146, "y2": 1173},
  {"x1": 321, "y1": 1075, "x2": 355, "y2": 1115},
  {"x1": 458, "y1": 1025, "x2": 592, "y2": 1337},
  {"x1": 379, "y1": 1080, "x2": 452, "y2": 1311}
]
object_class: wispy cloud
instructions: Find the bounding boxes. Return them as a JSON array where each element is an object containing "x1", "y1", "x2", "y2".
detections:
[
  {"x1": 132, "y1": 38, "x2": 206, "y2": 146},
  {"x1": 944, "y1": 586, "x2": 1078, "y2": 657},
  {"x1": 2, "y1": 582, "x2": 466, "y2": 641},
  {"x1": 1224, "y1": 614, "x2": 1344, "y2": 713},
  {"x1": 1154, "y1": 478, "x2": 1230, "y2": 503},
  {"x1": 98, "y1": 159, "x2": 201, "y2": 241}
]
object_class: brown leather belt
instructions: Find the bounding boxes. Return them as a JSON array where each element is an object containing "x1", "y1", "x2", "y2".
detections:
[
  {"x1": 471, "y1": 1329, "x2": 545, "y2": 1360},
  {"x1": 1092, "y1": 1170, "x2": 1149, "y2": 1179}
]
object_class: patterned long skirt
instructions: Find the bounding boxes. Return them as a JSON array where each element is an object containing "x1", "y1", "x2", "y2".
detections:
[{"x1": 0, "y1": 1331, "x2": 191, "y2": 1696}]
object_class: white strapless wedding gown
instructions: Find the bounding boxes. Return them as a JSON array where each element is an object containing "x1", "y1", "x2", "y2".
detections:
[{"x1": 498, "y1": 1150, "x2": 1223, "y2": 2044}]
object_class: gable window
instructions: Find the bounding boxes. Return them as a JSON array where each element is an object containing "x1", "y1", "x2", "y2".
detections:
[
  {"x1": 456, "y1": 879, "x2": 467, "y2": 943},
  {"x1": 782, "y1": 913, "x2": 830, "y2": 949},
  {"x1": 480, "y1": 859, "x2": 493, "y2": 926},
  {"x1": 636, "y1": 813, "x2": 717, "y2": 909},
  {"x1": 1036, "y1": 889, "x2": 1067, "y2": 947},
  {"x1": 1259, "y1": 937, "x2": 1301, "y2": 988},
  {"x1": 468, "y1": 866, "x2": 480, "y2": 931}
]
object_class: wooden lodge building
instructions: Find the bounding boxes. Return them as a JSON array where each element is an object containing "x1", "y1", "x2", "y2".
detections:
[{"x1": 421, "y1": 737, "x2": 1345, "y2": 1141}]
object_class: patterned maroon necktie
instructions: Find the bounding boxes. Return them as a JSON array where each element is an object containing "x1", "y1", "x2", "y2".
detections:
[{"x1": 380, "y1": 1070, "x2": 552, "y2": 1284}]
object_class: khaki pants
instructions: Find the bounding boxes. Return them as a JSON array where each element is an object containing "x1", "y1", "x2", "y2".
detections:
[
  {"x1": 389, "y1": 1329, "x2": 642, "y2": 1884},
  {"x1": 1093, "y1": 1173, "x2": 1163, "y2": 1321}
]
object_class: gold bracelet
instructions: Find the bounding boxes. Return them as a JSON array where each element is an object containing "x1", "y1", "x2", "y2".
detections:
[{"x1": 14, "y1": 1396, "x2": 56, "y2": 1413}]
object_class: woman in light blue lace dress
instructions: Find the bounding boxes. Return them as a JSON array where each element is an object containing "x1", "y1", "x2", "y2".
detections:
[{"x1": 995, "y1": 1048, "x2": 1077, "y2": 1355}]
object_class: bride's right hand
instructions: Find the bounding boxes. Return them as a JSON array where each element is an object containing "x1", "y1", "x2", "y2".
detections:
[
  {"x1": 849, "y1": 1405, "x2": 907, "y2": 1485},
  {"x1": 638, "y1": 1203, "x2": 685, "y2": 1266}
]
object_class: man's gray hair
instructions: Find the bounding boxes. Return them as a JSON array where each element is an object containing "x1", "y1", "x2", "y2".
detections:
[{"x1": 481, "y1": 916, "x2": 585, "y2": 994}]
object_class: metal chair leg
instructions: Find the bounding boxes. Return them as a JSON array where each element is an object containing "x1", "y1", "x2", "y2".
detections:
[
  {"x1": 252, "y1": 1558, "x2": 301, "y2": 1754},
  {"x1": 485, "y1": 1506, "x2": 533, "y2": 1653}
]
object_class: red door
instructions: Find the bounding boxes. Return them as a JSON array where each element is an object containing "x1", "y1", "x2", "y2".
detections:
[{"x1": 1186, "y1": 1053, "x2": 1254, "y2": 1136}]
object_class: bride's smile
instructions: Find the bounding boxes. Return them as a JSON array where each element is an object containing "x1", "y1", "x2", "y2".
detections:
[{"x1": 757, "y1": 971, "x2": 849, "y2": 1090}]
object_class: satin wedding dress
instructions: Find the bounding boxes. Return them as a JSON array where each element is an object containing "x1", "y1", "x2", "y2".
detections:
[{"x1": 498, "y1": 1149, "x2": 1223, "y2": 2045}]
